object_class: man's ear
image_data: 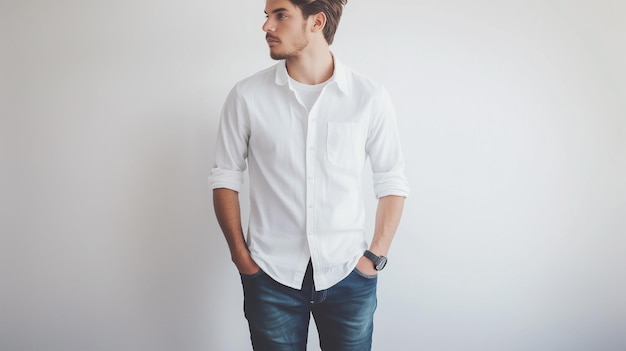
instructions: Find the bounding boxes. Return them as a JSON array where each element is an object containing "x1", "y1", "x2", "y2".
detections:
[{"x1": 311, "y1": 12, "x2": 327, "y2": 33}]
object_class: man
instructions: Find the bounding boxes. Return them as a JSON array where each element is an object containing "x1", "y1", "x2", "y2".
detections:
[{"x1": 209, "y1": 0, "x2": 409, "y2": 349}]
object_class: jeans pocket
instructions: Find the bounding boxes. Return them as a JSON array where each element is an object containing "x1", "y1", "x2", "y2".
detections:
[
  {"x1": 353, "y1": 267, "x2": 378, "y2": 280},
  {"x1": 240, "y1": 268, "x2": 264, "y2": 279}
]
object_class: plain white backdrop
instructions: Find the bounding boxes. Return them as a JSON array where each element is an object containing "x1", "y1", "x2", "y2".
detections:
[{"x1": 1, "y1": 0, "x2": 625, "y2": 350}]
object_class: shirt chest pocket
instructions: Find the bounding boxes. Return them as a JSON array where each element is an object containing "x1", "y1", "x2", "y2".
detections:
[{"x1": 326, "y1": 122, "x2": 367, "y2": 170}]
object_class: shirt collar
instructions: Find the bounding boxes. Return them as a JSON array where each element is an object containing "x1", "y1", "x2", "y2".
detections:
[{"x1": 274, "y1": 55, "x2": 349, "y2": 95}]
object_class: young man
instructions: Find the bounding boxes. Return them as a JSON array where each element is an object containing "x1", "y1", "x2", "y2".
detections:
[{"x1": 209, "y1": 0, "x2": 409, "y2": 349}]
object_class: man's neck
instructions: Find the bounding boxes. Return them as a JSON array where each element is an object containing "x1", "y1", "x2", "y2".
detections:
[{"x1": 285, "y1": 49, "x2": 334, "y2": 85}]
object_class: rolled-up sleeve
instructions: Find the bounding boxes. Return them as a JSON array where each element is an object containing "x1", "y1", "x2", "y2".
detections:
[
  {"x1": 209, "y1": 168, "x2": 245, "y2": 192},
  {"x1": 208, "y1": 85, "x2": 250, "y2": 192},
  {"x1": 366, "y1": 87, "x2": 410, "y2": 198}
]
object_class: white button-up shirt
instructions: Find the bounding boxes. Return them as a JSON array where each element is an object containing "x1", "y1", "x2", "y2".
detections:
[{"x1": 209, "y1": 58, "x2": 409, "y2": 290}]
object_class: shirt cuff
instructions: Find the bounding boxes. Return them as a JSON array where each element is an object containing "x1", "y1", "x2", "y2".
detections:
[
  {"x1": 208, "y1": 168, "x2": 245, "y2": 192},
  {"x1": 373, "y1": 171, "x2": 410, "y2": 199}
]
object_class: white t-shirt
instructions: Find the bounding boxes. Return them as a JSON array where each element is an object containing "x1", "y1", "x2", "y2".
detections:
[{"x1": 289, "y1": 76, "x2": 330, "y2": 111}]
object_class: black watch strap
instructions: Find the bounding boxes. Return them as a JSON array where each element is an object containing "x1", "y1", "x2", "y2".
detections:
[{"x1": 364, "y1": 250, "x2": 388, "y2": 271}]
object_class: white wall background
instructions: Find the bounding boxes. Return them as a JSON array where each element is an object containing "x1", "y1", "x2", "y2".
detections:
[{"x1": 1, "y1": 0, "x2": 624, "y2": 350}]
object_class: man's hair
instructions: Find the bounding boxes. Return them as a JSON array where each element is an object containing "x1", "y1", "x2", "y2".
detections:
[{"x1": 289, "y1": 0, "x2": 347, "y2": 45}]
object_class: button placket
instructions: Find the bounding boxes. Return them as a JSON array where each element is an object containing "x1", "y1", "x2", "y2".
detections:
[
  {"x1": 304, "y1": 87, "x2": 327, "y2": 277},
  {"x1": 304, "y1": 107, "x2": 317, "y2": 249}
]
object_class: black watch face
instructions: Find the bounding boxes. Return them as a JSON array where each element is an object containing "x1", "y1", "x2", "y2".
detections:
[{"x1": 375, "y1": 256, "x2": 387, "y2": 270}]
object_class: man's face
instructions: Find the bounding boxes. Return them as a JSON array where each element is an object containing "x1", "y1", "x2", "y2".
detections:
[{"x1": 263, "y1": 0, "x2": 311, "y2": 60}]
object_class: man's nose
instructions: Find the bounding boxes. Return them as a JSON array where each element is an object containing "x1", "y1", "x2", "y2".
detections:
[{"x1": 262, "y1": 19, "x2": 274, "y2": 32}]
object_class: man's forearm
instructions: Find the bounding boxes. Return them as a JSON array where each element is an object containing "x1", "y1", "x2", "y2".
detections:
[
  {"x1": 213, "y1": 188, "x2": 258, "y2": 273},
  {"x1": 356, "y1": 195, "x2": 405, "y2": 274},
  {"x1": 369, "y1": 195, "x2": 405, "y2": 256}
]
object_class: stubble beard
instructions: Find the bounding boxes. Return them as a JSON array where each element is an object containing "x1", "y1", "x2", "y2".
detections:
[{"x1": 269, "y1": 24, "x2": 309, "y2": 60}]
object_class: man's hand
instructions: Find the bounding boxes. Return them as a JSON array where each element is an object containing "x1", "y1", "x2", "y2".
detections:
[
  {"x1": 234, "y1": 254, "x2": 261, "y2": 275},
  {"x1": 356, "y1": 255, "x2": 378, "y2": 276}
]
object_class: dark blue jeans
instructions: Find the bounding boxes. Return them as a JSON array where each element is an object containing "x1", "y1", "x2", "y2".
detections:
[{"x1": 240, "y1": 261, "x2": 378, "y2": 351}]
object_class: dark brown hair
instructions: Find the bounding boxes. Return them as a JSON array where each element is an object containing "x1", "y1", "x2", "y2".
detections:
[{"x1": 289, "y1": 0, "x2": 348, "y2": 45}]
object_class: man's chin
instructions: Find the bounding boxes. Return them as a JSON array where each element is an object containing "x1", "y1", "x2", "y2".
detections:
[{"x1": 269, "y1": 51, "x2": 286, "y2": 60}]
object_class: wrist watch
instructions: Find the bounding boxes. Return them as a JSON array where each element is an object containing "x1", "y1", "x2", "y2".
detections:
[{"x1": 364, "y1": 250, "x2": 387, "y2": 271}]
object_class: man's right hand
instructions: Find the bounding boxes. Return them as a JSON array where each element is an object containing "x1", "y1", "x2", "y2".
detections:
[{"x1": 234, "y1": 254, "x2": 261, "y2": 275}]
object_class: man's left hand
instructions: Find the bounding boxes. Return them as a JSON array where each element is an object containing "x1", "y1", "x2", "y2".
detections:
[{"x1": 356, "y1": 255, "x2": 378, "y2": 276}]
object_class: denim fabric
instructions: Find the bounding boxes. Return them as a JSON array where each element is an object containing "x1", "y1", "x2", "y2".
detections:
[{"x1": 240, "y1": 262, "x2": 377, "y2": 351}]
